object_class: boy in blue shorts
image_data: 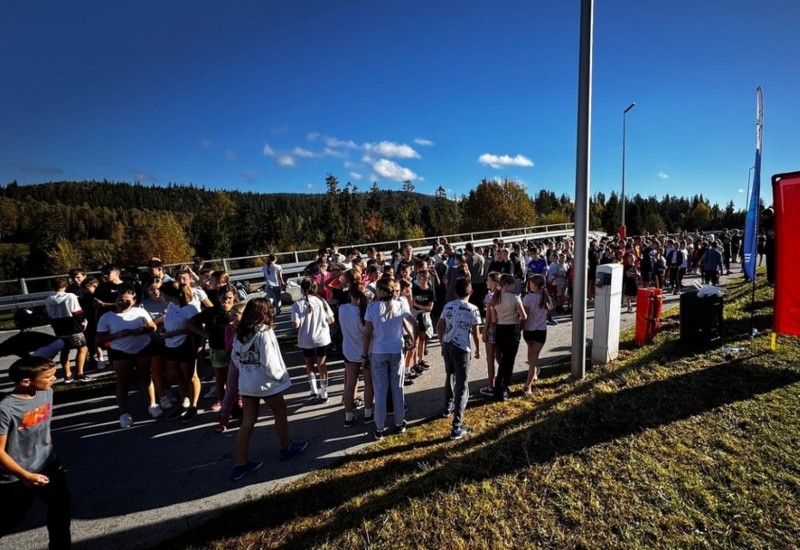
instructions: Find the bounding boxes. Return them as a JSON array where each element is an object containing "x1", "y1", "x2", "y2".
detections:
[{"x1": 0, "y1": 356, "x2": 71, "y2": 549}]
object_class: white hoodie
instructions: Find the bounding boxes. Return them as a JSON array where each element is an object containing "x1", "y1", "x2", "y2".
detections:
[
  {"x1": 44, "y1": 292, "x2": 84, "y2": 337},
  {"x1": 232, "y1": 325, "x2": 291, "y2": 397}
]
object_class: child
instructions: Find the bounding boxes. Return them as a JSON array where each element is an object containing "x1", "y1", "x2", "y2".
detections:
[
  {"x1": 436, "y1": 277, "x2": 481, "y2": 440},
  {"x1": 231, "y1": 298, "x2": 308, "y2": 481},
  {"x1": 478, "y1": 272, "x2": 501, "y2": 397},
  {"x1": 623, "y1": 253, "x2": 640, "y2": 313},
  {"x1": 216, "y1": 302, "x2": 246, "y2": 433},
  {"x1": 522, "y1": 274, "x2": 552, "y2": 396},
  {"x1": 292, "y1": 279, "x2": 334, "y2": 401},
  {"x1": 0, "y1": 356, "x2": 71, "y2": 548},
  {"x1": 44, "y1": 277, "x2": 89, "y2": 383}
]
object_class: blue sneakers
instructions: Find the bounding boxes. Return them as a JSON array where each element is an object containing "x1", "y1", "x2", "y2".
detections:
[
  {"x1": 450, "y1": 426, "x2": 471, "y2": 440},
  {"x1": 279, "y1": 440, "x2": 309, "y2": 461},
  {"x1": 230, "y1": 459, "x2": 264, "y2": 481}
]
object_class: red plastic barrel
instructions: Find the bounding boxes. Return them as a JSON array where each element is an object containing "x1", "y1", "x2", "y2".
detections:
[{"x1": 635, "y1": 287, "x2": 664, "y2": 346}]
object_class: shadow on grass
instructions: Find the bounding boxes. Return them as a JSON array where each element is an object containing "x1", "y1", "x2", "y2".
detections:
[{"x1": 160, "y1": 357, "x2": 800, "y2": 549}]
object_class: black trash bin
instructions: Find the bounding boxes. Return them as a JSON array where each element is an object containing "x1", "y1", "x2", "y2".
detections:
[{"x1": 680, "y1": 289, "x2": 723, "y2": 344}]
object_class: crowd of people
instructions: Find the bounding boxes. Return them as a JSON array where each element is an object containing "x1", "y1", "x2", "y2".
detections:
[{"x1": 0, "y1": 228, "x2": 750, "y2": 546}]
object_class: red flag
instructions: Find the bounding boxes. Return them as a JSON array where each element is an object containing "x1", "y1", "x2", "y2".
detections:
[{"x1": 772, "y1": 171, "x2": 800, "y2": 337}]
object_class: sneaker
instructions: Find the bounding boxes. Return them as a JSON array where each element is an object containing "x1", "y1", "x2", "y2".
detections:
[
  {"x1": 374, "y1": 428, "x2": 385, "y2": 441},
  {"x1": 279, "y1": 440, "x2": 309, "y2": 461},
  {"x1": 148, "y1": 404, "x2": 164, "y2": 418},
  {"x1": 159, "y1": 395, "x2": 174, "y2": 410},
  {"x1": 404, "y1": 377, "x2": 414, "y2": 386},
  {"x1": 363, "y1": 413, "x2": 374, "y2": 424},
  {"x1": 75, "y1": 373, "x2": 90, "y2": 383},
  {"x1": 96, "y1": 359, "x2": 107, "y2": 371},
  {"x1": 479, "y1": 386, "x2": 495, "y2": 397},
  {"x1": 442, "y1": 404, "x2": 455, "y2": 418},
  {"x1": 522, "y1": 387, "x2": 533, "y2": 397},
  {"x1": 418, "y1": 360, "x2": 431, "y2": 371},
  {"x1": 546, "y1": 319, "x2": 558, "y2": 326},
  {"x1": 181, "y1": 406, "x2": 198, "y2": 422},
  {"x1": 308, "y1": 391, "x2": 319, "y2": 400},
  {"x1": 210, "y1": 401, "x2": 222, "y2": 411},
  {"x1": 450, "y1": 426, "x2": 470, "y2": 440},
  {"x1": 230, "y1": 459, "x2": 264, "y2": 481},
  {"x1": 215, "y1": 422, "x2": 228, "y2": 433},
  {"x1": 63, "y1": 375, "x2": 75, "y2": 384},
  {"x1": 395, "y1": 420, "x2": 408, "y2": 434},
  {"x1": 412, "y1": 364, "x2": 425, "y2": 375},
  {"x1": 167, "y1": 406, "x2": 186, "y2": 420},
  {"x1": 626, "y1": 306, "x2": 633, "y2": 313},
  {"x1": 203, "y1": 387, "x2": 217, "y2": 399},
  {"x1": 343, "y1": 416, "x2": 357, "y2": 428},
  {"x1": 354, "y1": 397, "x2": 364, "y2": 409},
  {"x1": 319, "y1": 389, "x2": 329, "y2": 402},
  {"x1": 119, "y1": 413, "x2": 134, "y2": 429}
]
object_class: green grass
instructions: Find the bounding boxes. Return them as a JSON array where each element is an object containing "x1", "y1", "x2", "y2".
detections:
[{"x1": 166, "y1": 274, "x2": 800, "y2": 549}]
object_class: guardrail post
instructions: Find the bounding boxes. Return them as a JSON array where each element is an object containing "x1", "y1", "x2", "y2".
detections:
[
  {"x1": 294, "y1": 251, "x2": 299, "y2": 263},
  {"x1": 223, "y1": 259, "x2": 229, "y2": 273},
  {"x1": 19, "y1": 278, "x2": 28, "y2": 295}
]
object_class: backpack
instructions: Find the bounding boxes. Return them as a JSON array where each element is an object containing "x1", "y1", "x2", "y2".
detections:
[{"x1": 235, "y1": 281, "x2": 248, "y2": 302}]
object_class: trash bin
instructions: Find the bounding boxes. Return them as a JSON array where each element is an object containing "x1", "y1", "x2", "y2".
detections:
[
  {"x1": 635, "y1": 287, "x2": 663, "y2": 346},
  {"x1": 679, "y1": 289, "x2": 723, "y2": 344}
]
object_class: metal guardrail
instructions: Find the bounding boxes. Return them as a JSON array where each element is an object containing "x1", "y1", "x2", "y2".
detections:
[{"x1": 1, "y1": 223, "x2": 591, "y2": 312}]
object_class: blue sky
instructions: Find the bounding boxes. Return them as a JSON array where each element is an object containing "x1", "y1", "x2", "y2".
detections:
[{"x1": 2, "y1": 1, "x2": 798, "y2": 210}]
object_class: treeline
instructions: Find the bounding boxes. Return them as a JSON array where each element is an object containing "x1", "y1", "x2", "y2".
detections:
[{"x1": 0, "y1": 177, "x2": 743, "y2": 283}]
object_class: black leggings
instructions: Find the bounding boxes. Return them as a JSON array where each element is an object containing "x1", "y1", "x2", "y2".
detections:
[{"x1": 494, "y1": 324, "x2": 521, "y2": 394}]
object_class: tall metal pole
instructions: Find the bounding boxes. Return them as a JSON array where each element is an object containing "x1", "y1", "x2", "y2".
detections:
[
  {"x1": 571, "y1": 0, "x2": 593, "y2": 380},
  {"x1": 621, "y1": 102, "x2": 635, "y2": 235}
]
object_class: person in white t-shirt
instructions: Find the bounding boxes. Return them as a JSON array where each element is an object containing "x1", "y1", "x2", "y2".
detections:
[
  {"x1": 362, "y1": 278, "x2": 417, "y2": 440},
  {"x1": 291, "y1": 279, "x2": 334, "y2": 401},
  {"x1": 261, "y1": 255, "x2": 285, "y2": 315},
  {"x1": 96, "y1": 286, "x2": 158, "y2": 428},
  {"x1": 162, "y1": 283, "x2": 203, "y2": 421},
  {"x1": 436, "y1": 277, "x2": 481, "y2": 440},
  {"x1": 338, "y1": 282, "x2": 374, "y2": 427}
]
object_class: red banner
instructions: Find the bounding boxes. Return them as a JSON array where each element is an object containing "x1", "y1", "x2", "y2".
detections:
[{"x1": 772, "y1": 171, "x2": 800, "y2": 337}]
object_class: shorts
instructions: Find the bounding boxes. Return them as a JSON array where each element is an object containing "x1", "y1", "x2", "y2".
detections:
[
  {"x1": 482, "y1": 323, "x2": 497, "y2": 344},
  {"x1": 210, "y1": 348, "x2": 230, "y2": 369},
  {"x1": 61, "y1": 333, "x2": 87, "y2": 349},
  {"x1": 523, "y1": 329, "x2": 547, "y2": 344},
  {"x1": 302, "y1": 345, "x2": 329, "y2": 359},
  {"x1": 165, "y1": 338, "x2": 197, "y2": 363},
  {"x1": 109, "y1": 342, "x2": 154, "y2": 362}
]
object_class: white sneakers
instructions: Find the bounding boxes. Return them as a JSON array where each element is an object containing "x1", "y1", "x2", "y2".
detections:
[{"x1": 119, "y1": 414, "x2": 134, "y2": 429}]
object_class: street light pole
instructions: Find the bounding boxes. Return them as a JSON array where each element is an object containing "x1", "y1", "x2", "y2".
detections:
[{"x1": 621, "y1": 102, "x2": 635, "y2": 237}]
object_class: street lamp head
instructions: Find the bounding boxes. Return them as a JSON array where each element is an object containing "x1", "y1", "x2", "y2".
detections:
[{"x1": 624, "y1": 102, "x2": 636, "y2": 114}]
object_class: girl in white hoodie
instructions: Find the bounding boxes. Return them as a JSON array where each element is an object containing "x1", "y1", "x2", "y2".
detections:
[{"x1": 230, "y1": 298, "x2": 307, "y2": 481}]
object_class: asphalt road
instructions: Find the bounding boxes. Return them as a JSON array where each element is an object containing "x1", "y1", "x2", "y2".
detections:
[{"x1": 0, "y1": 269, "x2": 735, "y2": 549}]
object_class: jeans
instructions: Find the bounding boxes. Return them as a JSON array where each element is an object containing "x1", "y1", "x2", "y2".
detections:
[
  {"x1": 0, "y1": 458, "x2": 71, "y2": 549},
  {"x1": 443, "y1": 342, "x2": 471, "y2": 429},
  {"x1": 494, "y1": 324, "x2": 521, "y2": 395},
  {"x1": 370, "y1": 352, "x2": 404, "y2": 431},
  {"x1": 265, "y1": 285, "x2": 282, "y2": 314}
]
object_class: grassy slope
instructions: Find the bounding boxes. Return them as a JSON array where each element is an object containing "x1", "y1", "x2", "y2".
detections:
[{"x1": 171, "y1": 275, "x2": 800, "y2": 549}]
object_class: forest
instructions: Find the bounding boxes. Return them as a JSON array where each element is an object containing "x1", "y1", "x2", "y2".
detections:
[{"x1": 0, "y1": 176, "x2": 744, "y2": 284}]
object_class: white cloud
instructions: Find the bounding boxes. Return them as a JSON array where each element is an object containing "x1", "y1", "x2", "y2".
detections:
[
  {"x1": 263, "y1": 144, "x2": 276, "y2": 157},
  {"x1": 307, "y1": 132, "x2": 320, "y2": 142},
  {"x1": 478, "y1": 153, "x2": 534, "y2": 169},
  {"x1": 325, "y1": 137, "x2": 358, "y2": 149},
  {"x1": 657, "y1": 171, "x2": 669, "y2": 179},
  {"x1": 293, "y1": 147, "x2": 317, "y2": 158},
  {"x1": 306, "y1": 183, "x2": 314, "y2": 189},
  {"x1": 349, "y1": 172, "x2": 363, "y2": 180},
  {"x1": 414, "y1": 138, "x2": 434, "y2": 146},
  {"x1": 277, "y1": 155, "x2": 295, "y2": 167},
  {"x1": 343, "y1": 161, "x2": 358, "y2": 169},
  {"x1": 364, "y1": 141, "x2": 420, "y2": 159},
  {"x1": 200, "y1": 139, "x2": 214, "y2": 149},
  {"x1": 225, "y1": 150, "x2": 239, "y2": 162},
  {"x1": 738, "y1": 188, "x2": 745, "y2": 193},
  {"x1": 372, "y1": 159, "x2": 418, "y2": 182},
  {"x1": 133, "y1": 170, "x2": 157, "y2": 182}
]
